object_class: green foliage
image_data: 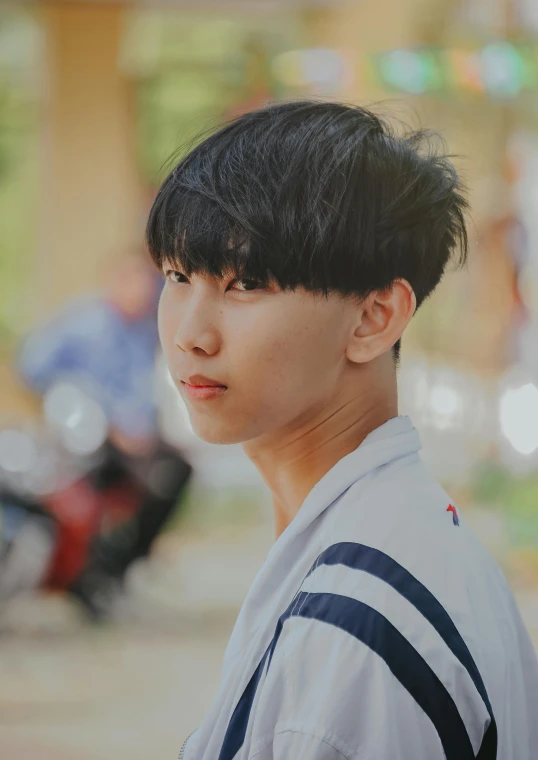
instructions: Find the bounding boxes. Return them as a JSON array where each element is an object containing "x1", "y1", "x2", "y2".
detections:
[
  {"x1": 470, "y1": 461, "x2": 538, "y2": 547},
  {"x1": 136, "y1": 70, "x2": 234, "y2": 182},
  {"x1": 0, "y1": 10, "x2": 40, "y2": 349},
  {"x1": 127, "y1": 11, "x2": 300, "y2": 184}
]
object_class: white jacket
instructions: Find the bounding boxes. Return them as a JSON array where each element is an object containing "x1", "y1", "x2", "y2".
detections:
[{"x1": 182, "y1": 416, "x2": 538, "y2": 759}]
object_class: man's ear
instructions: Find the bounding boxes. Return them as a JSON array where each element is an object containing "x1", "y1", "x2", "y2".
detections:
[{"x1": 346, "y1": 279, "x2": 416, "y2": 363}]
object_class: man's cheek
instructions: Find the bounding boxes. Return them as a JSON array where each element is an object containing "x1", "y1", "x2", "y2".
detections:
[{"x1": 158, "y1": 300, "x2": 175, "y2": 347}]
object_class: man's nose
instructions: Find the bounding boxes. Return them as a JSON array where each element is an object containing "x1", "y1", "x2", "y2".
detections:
[{"x1": 174, "y1": 297, "x2": 220, "y2": 355}]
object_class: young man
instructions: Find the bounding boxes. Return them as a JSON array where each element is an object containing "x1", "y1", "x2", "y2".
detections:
[{"x1": 147, "y1": 101, "x2": 538, "y2": 759}]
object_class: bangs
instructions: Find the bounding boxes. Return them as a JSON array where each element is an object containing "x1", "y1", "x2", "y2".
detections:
[
  {"x1": 144, "y1": 107, "x2": 343, "y2": 297},
  {"x1": 146, "y1": 169, "x2": 284, "y2": 290},
  {"x1": 145, "y1": 99, "x2": 468, "y2": 330}
]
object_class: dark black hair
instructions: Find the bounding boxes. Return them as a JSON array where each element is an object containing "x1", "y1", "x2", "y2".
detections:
[{"x1": 146, "y1": 100, "x2": 469, "y2": 364}]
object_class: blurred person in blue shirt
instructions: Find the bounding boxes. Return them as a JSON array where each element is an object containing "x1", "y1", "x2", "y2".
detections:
[
  {"x1": 17, "y1": 249, "x2": 193, "y2": 619},
  {"x1": 18, "y1": 249, "x2": 162, "y2": 454}
]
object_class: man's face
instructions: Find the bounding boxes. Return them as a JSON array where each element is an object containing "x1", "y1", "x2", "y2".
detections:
[{"x1": 158, "y1": 265, "x2": 356, "y2": 445}]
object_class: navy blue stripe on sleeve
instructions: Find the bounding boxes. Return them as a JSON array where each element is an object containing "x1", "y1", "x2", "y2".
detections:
[
  {"x1": 218, "y1": 541, "x2": 498, "y2": 760},
  {"x1": 308, "y1": 542, "x2": 497, "y2": 758},
  {"x1": 218, "y1": 589, "x2": 477, "y2": 760},
  {"x1": 288, "y1": 591, "x2": 475, "y2": 760},
  {"x1": 218, "y1": 614, "x2": 290, "y2": 760},
  {"x1": 217, "y1": 645, "x2": 271, "y2": 760}
]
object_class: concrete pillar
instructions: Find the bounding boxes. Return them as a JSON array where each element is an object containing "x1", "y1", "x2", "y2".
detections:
[{"x1": 35, "y1": 1, "x2": 144, "y2": 319}]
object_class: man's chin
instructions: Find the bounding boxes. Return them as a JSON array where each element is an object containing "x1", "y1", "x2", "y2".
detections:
[{"x1": 188, "y1": 420, "x2": 247, "y2": 446}]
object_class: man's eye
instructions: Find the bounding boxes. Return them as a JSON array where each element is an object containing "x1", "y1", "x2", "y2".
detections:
[
  {"x1": 165, "y1": 270, "x2": 186, "y2": 284},
  {"x1": 234, "y1": 279, "x2": 263, "y2": 292},
  {"x1": 164, "y1": 270, "x2": 263, "y2": 292}
]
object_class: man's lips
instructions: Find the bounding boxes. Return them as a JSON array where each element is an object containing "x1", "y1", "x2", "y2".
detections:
[
  {"x1": 183, "y1": 374, "x2": 227, "y2": 387},
  {"x1": 181, "y1": 382, "x2": 228, "y2": 400}
]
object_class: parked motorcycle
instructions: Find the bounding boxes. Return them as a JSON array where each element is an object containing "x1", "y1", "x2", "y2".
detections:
[{"x1": 0, "y1": 381, "x2": 193, "y2": 620}]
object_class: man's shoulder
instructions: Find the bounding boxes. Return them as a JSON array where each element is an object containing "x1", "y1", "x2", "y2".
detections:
[
  {"x1": 256, "y1": 458, "x2": 533, "y2": 760},
  {"x1": 263, "y1": 536, "x2": 494, "y2": 760},
  {"x1": 305, "y1": 458, "x2": 517, "y2": 670},
  {"x1": 326, "y1": 456, "x2": 497, "y2": 589}
]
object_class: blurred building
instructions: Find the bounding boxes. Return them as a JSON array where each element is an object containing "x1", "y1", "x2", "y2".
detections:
[
  {"x1": 3, "y1": 1, "x2": 535, "y2": 355},
  {"x1": 1, "y1": 0, "x2": 538, "y2": 484}
]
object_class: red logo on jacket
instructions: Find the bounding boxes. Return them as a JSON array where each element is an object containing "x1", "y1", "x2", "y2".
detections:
[{"x1": 446, "y1": 504, "x2": 460, "y2": 526}]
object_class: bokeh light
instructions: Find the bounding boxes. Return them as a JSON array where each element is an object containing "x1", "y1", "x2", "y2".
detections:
[
  {"x1": 499, "y1": 375, "x2": 538, "y2": 458},
  {"x1": 43, "y1": 381, "x2": 108, "y2": 455}
]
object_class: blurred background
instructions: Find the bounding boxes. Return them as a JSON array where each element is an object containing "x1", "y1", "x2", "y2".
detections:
[{"x1": 1, "y1": 0, "x2": 538, "y2": 758}]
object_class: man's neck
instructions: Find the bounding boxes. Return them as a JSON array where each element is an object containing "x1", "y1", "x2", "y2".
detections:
[{"x1": 243, "y1": 374, "x2": 398, "y2": 540}]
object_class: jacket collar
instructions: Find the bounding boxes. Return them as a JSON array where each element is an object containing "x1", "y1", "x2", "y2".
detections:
[
  {"x1": 221, "y1": 415, "x2": 422, "y2": 674},
  {"x1": 269, "y1": 414, "x2": 421, "y2": 556}
]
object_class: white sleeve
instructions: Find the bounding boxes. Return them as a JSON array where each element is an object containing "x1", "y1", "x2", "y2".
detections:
[{"x1": 252, "y1": 612, "x2": 479, "y2": 760}]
